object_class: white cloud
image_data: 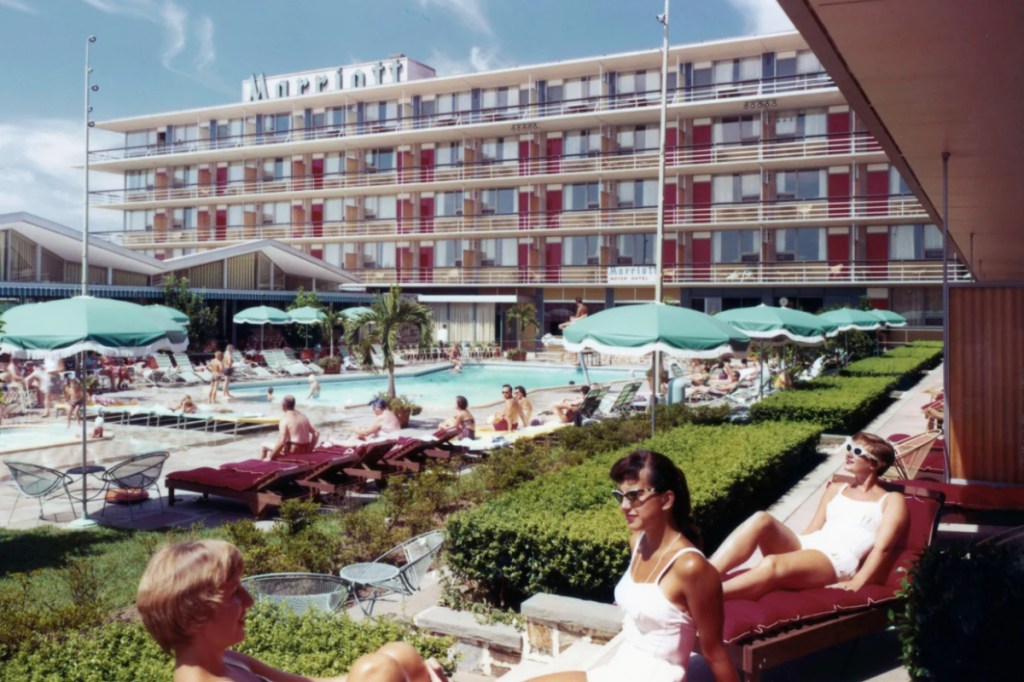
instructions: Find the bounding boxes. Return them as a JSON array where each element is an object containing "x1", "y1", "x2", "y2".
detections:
[
  {"x1": 193, "y1": 15, "x2": 216, "y2": 72},
  {"x1": 0, "y1": 119, "x2": 122, "y2": 233},
  {"x1": 159, "y1": 0, "x2": 188, "y2": 70},
  {"x1": 418, "y1": 0, "x2": 492, "y2": 35},
  {"x1": 0, "y1": 0, "x2": 38, "y2": 13},
  {"x1": 428, "y1": 45, "x2": 508, "y2": 76},
  {"x1": 725, "y1": 0, "x2": 795, "y2": 35}
]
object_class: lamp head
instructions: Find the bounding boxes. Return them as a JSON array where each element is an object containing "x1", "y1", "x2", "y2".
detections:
[{"x1": 88, "y1": 35, "x2": 96, "y2": 43}]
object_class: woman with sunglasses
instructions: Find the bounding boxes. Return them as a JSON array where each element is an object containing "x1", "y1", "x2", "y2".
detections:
[
  {"x1": 529, "y1": 450, "x2": 736, "y2": 682},
  {"x1": 710, "y1": 431, "x2": 908, "y2": 599}
]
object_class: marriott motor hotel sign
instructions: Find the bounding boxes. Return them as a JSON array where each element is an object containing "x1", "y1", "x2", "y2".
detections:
[{"x1": 242, "y1": 56, "x2": 429, "y2": 102}]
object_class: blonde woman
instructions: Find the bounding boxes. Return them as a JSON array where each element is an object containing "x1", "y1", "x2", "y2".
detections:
[{"x1": 136, "y1": 539, "x2": 448, "y2": 682}]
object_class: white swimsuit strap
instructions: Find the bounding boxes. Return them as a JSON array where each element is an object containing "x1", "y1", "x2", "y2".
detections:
[
  {"x1": 628, "y1": 532, "x2": 646, "y2": 571},
  {"x1": 655, "y1": 546, "x2": 704, "y2": 584}
]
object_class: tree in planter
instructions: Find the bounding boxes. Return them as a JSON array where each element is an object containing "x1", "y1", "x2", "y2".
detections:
[
  {"x1": 162, "y1": 276, "x2": 218, "y2": 349},
  {"x1": 287, "y1": 287, "x2": 326, "y2": 352},
  {"x1": 344, "y1": 286, "x2": 434, "y2": 399},
  {"x1": 505, "y1": 303, "x2": 539, "y2": 354}
]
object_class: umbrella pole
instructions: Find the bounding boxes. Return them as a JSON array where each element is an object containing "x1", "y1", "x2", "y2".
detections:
[
  {"x1": 69, "y1": 350, "x2": 97, "y2": 528},
  {"x1": 578, "y1": 351, "x2": 592, "y2": 386},
  {"x1": 650, "y1": 352, "x2": 658, "y2": 437}
]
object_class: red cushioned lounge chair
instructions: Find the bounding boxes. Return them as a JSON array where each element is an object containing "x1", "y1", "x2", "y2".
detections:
[
  {"x1": 378, "y1": 428, "x2": 462, "y2": 474},
  {"x1": 276, "y1": 440, "x2": 395, "y2": 496},
  {"x1": 710, "y1": 481, "x2": 944, "y2": 682},
  {"x1": 166, "y1": 459, "x2": 315, "y2": 518}
]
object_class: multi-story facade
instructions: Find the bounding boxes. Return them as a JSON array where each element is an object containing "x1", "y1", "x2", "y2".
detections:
[{"x1": 91, "y1": 33, "x2": 964, "y2": 342}]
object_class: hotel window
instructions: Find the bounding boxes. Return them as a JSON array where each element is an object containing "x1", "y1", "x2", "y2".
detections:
[
  {"x1": 617, "y1": 180, "x2": 659, "y2": 208},
  {"x1": 776, "y1": 227, "x2": 825, "y2": 261},
  {"x1": 126, "y1": 169, "x2": 155, "y2": 191},
  {"x1": 890, "y1": 224, "x2": 944, "y2": 260},
  {"x1": 480, "y1": 238, "x2": 518, "y2": 266},
  {"x1": 125, "y1": 129, "x2": 157, "y2": 156},
  {"x1": 213, "y1": 119, "x2": 244, "y2": 146},
  {"x1": 227, "y1": 204, "x2": 244, "y2": 228},
  {"x1": 325, "y1": 153, "x2": 344, "y2": 177},
  {"x1": 713, "y1": 230, "x2": 759, "y2": 263},
  {"x1": 436, "y1": 191, "x2": 465, "y2": 217},
  {"x1": 126, "y1": 210, "x2": 154, "y2": 232},
  {"x1": 437, "y1": 91, "x2": 472, "y2": 117},
  {"x1": 616, "y1": 234, "x2": 655, "y2": 265},
  {"x1": 775, "y1": 108, "x2": 827, "y2": 140},
  {"x1": 435, "y1": 239, "x2": 466, "y2": 267},
  {"x1": 481, "y1": 137, "x2": 518, "y2": 164},
  {"x1": 365, "y1": 148, "x2": 395, "y2": 172},
  {"x1": 171, "y1": 166, "x2": 196, "y2": 188},
  {"x1": 564, "y1": 130, "x2": 602, "y2": 157},
  {"x1": 264, "y1": 113, "x2": 290, "y2": 141},
  {"x1": 617, "y1": 70, "x2": 662, "y2": 101},
  {"x1": 172, "y1": 208, "x2": 196, "y2": 230},
  {"x1": 324, "y1": 199, "x2": 343, "y2": 223},
  {"x1": 617, "y1": 125, "x2": 659, "y2": 153},
  {"x1": 711, "y1": 57, "x2": 762, "y2": 87},
  {"x1": 227, "y1": 162, "x2": 246, "y2": 186},
  {"x1": 563, "y1": 235, "x2": 600, "y2": 266},
  {"x1": 691, "y1": 64, "x2": 713, "y2": 99},
  {"x1": 563, "y1": 76, "x2": 593, "y2": 104},
  {"x1": 417, "y1": 98, "x2": 436, "y2": 126},
  {"x1": 436, "y1": 142, "x2": 464, "y2": 167},
  {"x1": 776, "y1": 169, "x2": 827, "y2": 200},
  {"x1": 366, "y1": 101, "x2": 398, "y2": 128},
  {"x1": 565, "y1": 182, "x2": 600, "y2": 211},
  {"x1": 889, "y1": 168, "x2": 912, "y2": 195},
  {"x1": 261, "y1": 158, "x2": 290, "y2": 182},
  {"x1": 481, "y1": 188, "x2": 516, "y2": 215},
  {"x1": 774, "y1": 50, "x2": 823, "y2": 92},
  {"x1": 261, "y1": 202, "x2": 290, "y2": 225},
  {"x1": 714, "y1": 116, "x2": 760, "y2": 145},
  {"x1": 713, "y1": 173, "x2": 761, "y2": 203},
  {"x1": 362, "y1": 242, "x2": 396, "y2": 268},
  {"x1": 482, "y1": 86, "x2": 520, "y2": 115},
  {"x1": 364, "y1": 195, "x2": 397, "y2": 220},
  {"x1": 170, "y1": 124, "x2": 199, "y2": 149}
]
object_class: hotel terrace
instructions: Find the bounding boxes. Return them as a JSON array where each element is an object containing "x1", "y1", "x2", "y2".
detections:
[{"x1": 87, "y1": 32, "x2": 966, "y2": 337}]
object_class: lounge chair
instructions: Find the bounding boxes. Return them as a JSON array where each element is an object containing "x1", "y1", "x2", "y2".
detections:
[
  {"x1": 606, "y1": 381, "x2": 643, "y2": 416},
  {"x1": 171, "y1": 352, "x2": 213, "y2": 383},
  {"x1": 264, "y1": 349, "x2": 312, "y2": 376},
  {"x1": 885, "y1": 430, "x2": 942, "y2": 480},
  {"x1": 5, "y1": 461, "x2": 78, "y2": 524},
  {"x1": 289, "y1": 440, "x2": 400, "y2": 493},
  {"x1": 165, "y1": 458, "x2": 315, "y2": 518},
  {"x1": 376, "y1": 429, "x2": 461, "y2": 474},
  {"x1": 371, "y1": 343, "x2": 409, "y2": 367},
  {"x1": 148, "y1": 353, "x2": 196, "y2": 384},
  {"x1": 715, "y1": 481, "x2": 944, "y2": 682},
  {"x1": 340, "y1": 529, "x2": 444, "y2": 615}
]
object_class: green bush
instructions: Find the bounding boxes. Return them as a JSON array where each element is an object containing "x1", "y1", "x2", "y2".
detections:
[
  {"x1": 446, "y1": 421, "x2": 822, "y2": 606},
  {"x1": 750, "y1": 375, "x2": 897, "y2": 432},
  {"x1": 893, "y1": 541, "x2": 1024, "y2": 682},
  {"x1": 0, "y1": 601, "x2": 454, "y2": 682},
  {"x1": 884, "y1": 344, "x2": 944, "y2": 370},
  {"x1": 840, "y1": 355, "x2": 931, "y2": 379}
]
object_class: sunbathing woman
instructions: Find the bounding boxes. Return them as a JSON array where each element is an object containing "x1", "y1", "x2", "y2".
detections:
[
  {"x1": 529, "y1": 450, "x2": 736, "y2": 682},
  {"x1": 710, "y1": 431, "x2": 908, "y2": 599},
  {"x1": 169, "y1": 394, "x2": 198, "y2": 414},
  {"x1": 437, "y1": 395, "x2": 475, "y2": 440},
  {"x1": 137, "y1": 539, "x2": 448, "y2": 682}
]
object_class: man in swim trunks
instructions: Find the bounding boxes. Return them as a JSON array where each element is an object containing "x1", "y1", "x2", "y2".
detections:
[{"x1": 261, "y1": 394, "x2": 319, "y2": 460}]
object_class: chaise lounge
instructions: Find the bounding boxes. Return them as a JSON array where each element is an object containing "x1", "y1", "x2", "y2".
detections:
[{"x1": 166, "y1": 459, "x2": 315, "y2": 518}]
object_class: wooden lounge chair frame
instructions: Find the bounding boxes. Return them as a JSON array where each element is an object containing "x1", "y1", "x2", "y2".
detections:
[
  {"x1": 886, "y1": 430, "x2": 942, "y2": 480},
  {"x1": 166, "y1": 460, "x2": 315, "y2": 518},
  {"x1": 712, "y1": 482, "x2": 944, "y2": 682}
]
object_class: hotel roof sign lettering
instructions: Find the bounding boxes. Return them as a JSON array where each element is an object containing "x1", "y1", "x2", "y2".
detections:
[{"x1": 242, "y1": 56, "x2": 432, "y2": 102}]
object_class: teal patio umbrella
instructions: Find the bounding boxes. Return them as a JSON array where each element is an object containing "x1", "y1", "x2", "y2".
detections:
[
  {"x1": 339, "y1": 306, "x2": 373, "y2": 319},
  {"x1": 818, "y1": 308, "x2": 882, "y2": 333},
  {"x1": 715, "y1": 304, "x2": 831, "y2": 345},
  {"x1": 233, "y1": 305, "x2": 290, "y2": 350},
  {"x1": 287, "y1": 306, "x2": 327, "y2": 349},
  {"x1": 145, "y1": 303, "x2": 189, "y2": 326},
  {"x1": 869, "y1": 309, "x2": 908, "y2": 327},
  {"x1": 139, "y1": 308, "x2": 189, "y2": 348}
]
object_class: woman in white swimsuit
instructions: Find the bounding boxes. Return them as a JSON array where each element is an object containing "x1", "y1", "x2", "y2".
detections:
[
  {"x1": 711, "y1": 431, "x2": 909, "y2": 599},
  {"x1": 137, "y1": 539, "x2": 449, "y2": 682},
  {"x1": 529, "y1": 450, "x2": 736, "y2": 682}
]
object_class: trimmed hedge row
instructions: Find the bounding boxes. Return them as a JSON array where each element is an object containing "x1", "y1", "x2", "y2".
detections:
[
  {"x1": 841, "y1": 355, "x2": 933, "y2": 379},
  {"x1": 0, "y1": 601, "x2": 453, "y2": 682},
  {"x1": 446, "y1": 421, "x2": 823, "y2": 605},
  {"x1": 750, "y1": 375, "x2": 898, "y2": 433}
]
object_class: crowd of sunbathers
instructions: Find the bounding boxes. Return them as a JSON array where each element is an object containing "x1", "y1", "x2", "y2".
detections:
[{"x1": 139, "y1": 430, "x2": 903, "y2": 682}]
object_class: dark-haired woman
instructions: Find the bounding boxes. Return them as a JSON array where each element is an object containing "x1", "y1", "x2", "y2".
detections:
[
  {"x1": 529, "y1": 450, "x2": 736, "y2": 682},
  {"x1": 710, "y1": 431, "x2": 908, "y2": 600}
]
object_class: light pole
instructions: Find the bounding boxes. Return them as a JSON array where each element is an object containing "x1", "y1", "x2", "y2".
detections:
[
  {"x1": 650, "y1": 0, "x2": 670, "y2": 434},
  {"x1": 70, "y1": 35, "x2": 98, "y2": 529}
]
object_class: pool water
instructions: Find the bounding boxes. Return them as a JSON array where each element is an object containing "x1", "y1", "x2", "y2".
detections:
[
  {"x1": 0, "y1": 424, "x2": 92, "y2": 453},
  {"x1": 233, "y1": 364, "x2": 632, "y2": 408}
]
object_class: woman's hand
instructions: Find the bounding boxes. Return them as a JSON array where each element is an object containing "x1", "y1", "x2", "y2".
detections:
[{"x1": 827, "y1": 579, "x2": 864, "y2": 592}]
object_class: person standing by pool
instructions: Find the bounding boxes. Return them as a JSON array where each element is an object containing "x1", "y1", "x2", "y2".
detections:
[
  {"x1": 221, "y1": 344, "x2": 237, "y2": 401},
  {"x1": 261, "y1": 394, "x2": 319, "y2": 460},
  {"x1": 352, "y1": 396, "x2": 402, "y2": 440},
  {"x1": 438, "y1": 323, "x2": 449, "y2": 348},
  {"x1": 306, "y1": 374, "x2": 321, "y2": 400},
  {"x1": 206, "y1": 351, "x2": 224, "y2": 404},
  {"x1": 448, "y1": 342, "x2": 463, "y2": 372}
]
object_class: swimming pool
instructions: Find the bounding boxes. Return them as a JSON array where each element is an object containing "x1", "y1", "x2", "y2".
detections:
[
  {"x1": 233, "y1": 364, "x2": 633, "y2": 408},
  {"x1": 0, "y1": 424, "x2": 91, "y2": 454}
]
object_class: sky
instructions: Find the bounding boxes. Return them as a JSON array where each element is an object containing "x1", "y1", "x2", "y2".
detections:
[{"x1": 0, "y1": 0, "x2": 794, "y2": 232}]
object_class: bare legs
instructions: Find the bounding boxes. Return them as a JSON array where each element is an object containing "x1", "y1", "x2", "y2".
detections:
[
  {"x1": 347, "y1": 642, "x2": 449, "y2": 682},
  {"x1": 710, "y1": 511, "x2": 836, "y2": 601},
  {"x1": 525, "y1": 671, "x2": 587, "y2": 682}
]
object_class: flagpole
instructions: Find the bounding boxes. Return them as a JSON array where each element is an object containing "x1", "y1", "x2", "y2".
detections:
[{"x1": 651, "y1": 0, "x2": 670, "y2": 436}]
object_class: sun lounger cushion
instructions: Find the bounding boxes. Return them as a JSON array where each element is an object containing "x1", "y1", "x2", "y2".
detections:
[
  {"x1": 721, "y1": 489, "x2": 941, "y2": 643},
  {"x1": 166, "y1": 467, "x2": 274, "y2": 492}
]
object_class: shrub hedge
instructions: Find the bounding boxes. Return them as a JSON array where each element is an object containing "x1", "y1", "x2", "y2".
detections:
[
  {"x1": 446, "y1": 421, "x2": 822, "y2": 605},
  {"x1": 0, "y1": 601, "x2": 454, "y2": 682},
  {"x1": 750, "y1": 375, "x2": 898, "y2": 433},
  {"x1": 840, "y1": 356, "x2": 932, "y2": 382}
]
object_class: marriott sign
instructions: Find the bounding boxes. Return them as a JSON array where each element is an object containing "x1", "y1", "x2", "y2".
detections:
[{"x1": 242, "y1": 56, "x2": 435, "y2": 102}]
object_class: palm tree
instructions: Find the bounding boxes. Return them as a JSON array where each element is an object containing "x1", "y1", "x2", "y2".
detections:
[
  {"x1": 344, "y1": 286, "x2": 434, "y2": 399},
  {"x1": 505, "y1": 302, "x2": 539, "y2": 351}
]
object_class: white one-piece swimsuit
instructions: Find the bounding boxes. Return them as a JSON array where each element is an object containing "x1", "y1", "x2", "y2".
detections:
[
  {"x1": 799, "y1": 484, "x2": 891, "y2": 580},
  {"x1": 587, "y1": 536, "x2": 702, "y2": 682}
]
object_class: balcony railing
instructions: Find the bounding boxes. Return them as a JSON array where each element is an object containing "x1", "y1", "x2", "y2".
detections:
[
  {"x1": 89, "y1": 72, "x2": 837, "y2": 162},
  {"x1": 352, "y1": 260, "x2": 971, "y2": 286},
  {"x1": 90, "y1": 131, "x2": 882, "y2": 207}
]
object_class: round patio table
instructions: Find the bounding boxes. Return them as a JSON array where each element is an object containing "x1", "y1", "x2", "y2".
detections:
[
  {"x1": 339, "y1": 562, "x2": 402, "y2": 615},
  {"x1": 65, "y1": 464, "x2": 108, "y2": 502}
]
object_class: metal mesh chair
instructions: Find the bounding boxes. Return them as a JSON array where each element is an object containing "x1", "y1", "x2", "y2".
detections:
[
  {"x1": 5, "y1": 461, "x2": 77, "y2": 524},
  {"x1": 99, "y1": 451, "x2": 169, "y2": 519},
  {"x1": 242, "y1": 573, "x2": 349, "y2": 613},
  {"x1": 340, "y1": 530, "x2": 444, "y2": 614}
]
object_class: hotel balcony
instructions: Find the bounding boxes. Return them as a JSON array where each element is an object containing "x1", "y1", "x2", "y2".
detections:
[
  {"x1": 98, "y1": 193, "x2": 928, "y2": 250},
  {"x1": 90, "y1": 132, "x2": 884, "y2": 210},
  {"x1": 352, "y1": 260, "x2": 971, "y2": 288},
  {"x1": 88, "y1": 72, "x2": 839, "y2": 170}
]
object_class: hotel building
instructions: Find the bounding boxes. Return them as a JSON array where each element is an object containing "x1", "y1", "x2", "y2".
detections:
[{"x1": 88, "y1": 32, "x2": 965, "y2": 343}]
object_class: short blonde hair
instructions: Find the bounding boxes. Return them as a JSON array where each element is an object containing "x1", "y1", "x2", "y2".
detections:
[{"x1": 136, "y1": 540, "x2": 244, "y2": 654}]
